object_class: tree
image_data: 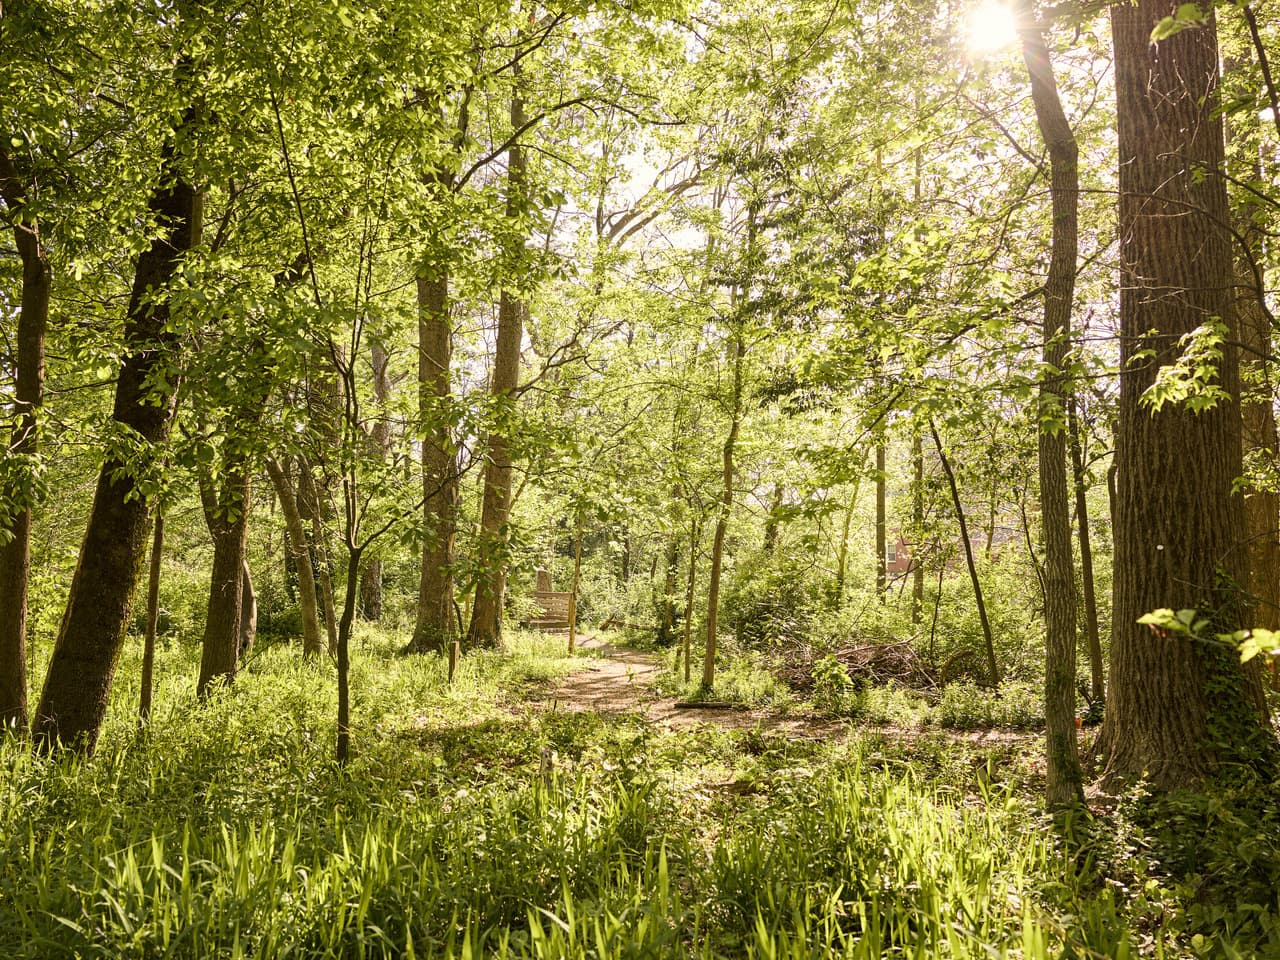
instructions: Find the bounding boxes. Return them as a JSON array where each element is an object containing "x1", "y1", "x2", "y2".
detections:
[
  {"x1": 1097, "y1": 0, "x2": 1276, "y2": 788},
  {"x1": 1017, "y1": 0, "x2": 1083, "y2": 808}
]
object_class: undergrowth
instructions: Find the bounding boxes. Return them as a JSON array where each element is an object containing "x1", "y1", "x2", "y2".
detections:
[{"x1": 1, "y1": 630, "x2": 1275, "y2": 958}]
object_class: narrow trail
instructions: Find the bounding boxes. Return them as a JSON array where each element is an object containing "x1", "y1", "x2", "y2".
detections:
[{"x1": 535, "y1": 636, "x2": 1037, "y2": 748}]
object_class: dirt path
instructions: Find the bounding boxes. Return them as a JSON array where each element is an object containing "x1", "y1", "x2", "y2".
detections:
[
  {"x1": 537, "y1": 636, "x2": 1039, "y2": 747},
  {"x1": 538, "y1": 637, "x2": 855, "y2": 741}
]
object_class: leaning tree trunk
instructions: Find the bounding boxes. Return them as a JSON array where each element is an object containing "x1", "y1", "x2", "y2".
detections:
[
  {"x1": 0, "y1": 147, "x2": 51, "y2": 734},
  {"x1": 411, "y1": 266, "x2": 458, "y2": 653},
  {"x1": 1019, "y1": 2, "x2": 1084, "y2": 809},
  {"x1": 931, "y1": 421, "x2": 1000, "y2": 684},
  {"x1": 266, "y1": 458, "x2": 325, "y2": 657},
  {"x1": 32, "y1": 137, "x2": 201, "y2": 753},
  {"x1": 1099, "y1": 0, "x2": 1275, "y2": 789},
  {"x1": 468, "y1": 93, "x2": 527, "y2": 649}
]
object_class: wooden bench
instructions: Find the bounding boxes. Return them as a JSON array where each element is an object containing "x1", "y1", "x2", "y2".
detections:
[{"x1": 526, "y1": 590, "x2": 573, "y2": 631}]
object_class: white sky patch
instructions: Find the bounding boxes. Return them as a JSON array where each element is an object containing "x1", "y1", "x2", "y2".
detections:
[{"x1": 965, "y1": 1, "x2": 1018, "y2": 55}]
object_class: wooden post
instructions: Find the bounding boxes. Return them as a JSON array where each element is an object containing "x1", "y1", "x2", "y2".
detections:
[{"x1": 569, "y1": 514, "x2": 583, "y2": 653}]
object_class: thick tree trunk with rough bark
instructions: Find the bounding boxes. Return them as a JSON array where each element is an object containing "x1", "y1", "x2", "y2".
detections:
[
  {"x1": 468, "y1": 94, "x2": 527, "y2": 649},
  {"x1": 32, "y1": 141, "x2": 201, "y2": 752},
  {"x1": 0, "y1": 148, "x2": 50, "y2": 734},
  {"x1": 1020, "y1": 4, "x2": 1084, "y2": 808},
  {"x1": 1099, "y1": 1, "x2": 1275, "y2": 789},
  {"x1": 266, "y1": 458, "x2": 325, "y2": 657},
  {"x1": 412, "y1": 270, "x2": 458, "y2": 652}
]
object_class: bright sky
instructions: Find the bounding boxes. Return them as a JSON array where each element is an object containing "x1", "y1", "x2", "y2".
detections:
[{"x1": 964, "y1": 1, "x2": 1019, "y2": 54}]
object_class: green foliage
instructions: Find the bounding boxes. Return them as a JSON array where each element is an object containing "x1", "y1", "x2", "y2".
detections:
[{"x1": 935, "y1": 680, "x2": 1044, "y2": 731}]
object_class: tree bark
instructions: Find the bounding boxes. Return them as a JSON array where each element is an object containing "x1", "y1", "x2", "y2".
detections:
[
  {"x1": 569, "y1": 514, "x2": 583, "y2": 654},
  {"x1": 266, "y1": 458, "x2": 325, "y2": 657},
  {"x1": 411, "y1": 269, "x2": 458, "y2": 653},
  {"x1": 468, "y1": 93, "x2": 528, "y2": 649},
  {"x1": 0, "y1": 147, "x2": 51, "y2": 734},
  {"x1": 1226, "y1": 57, "x2": 1280, "y2": 664},
  {"x1": 875, "y1": 442, "x2": 887, "y2": 598},
  {"x1": 357, "y1": 336, "x2": 393, "y2": 621},
  {"x1": 911, "y1": 432, "x2": 925, "y2": 625},
  {"x1": 703, "y1": 333, "x2": 745, "y2": 691},
  {"x1": 1019, "y1": 3, "x2": 1084, "y2": 808},
  {"x1": 196, "y1": 458, "x2": 253, "y2": 696},
  {"x1": 1068, "y1": 398, "x2": 1104, "y2": 702},
  {"x1": 931, "y1": 421, "x2": 1000, "y2": 684},
  {"x1": 32, "y1": 135, "x2": 201, "y2": 753},
  {"x1": 1099, "y1": 0, "x2": 1275, "y2": 789},
  {"x1": 298, "y1": 459, "x2": 338, "y2": 655},
  {"x1": 139, "y1": 511, "x2": 164, "y2": 724}
]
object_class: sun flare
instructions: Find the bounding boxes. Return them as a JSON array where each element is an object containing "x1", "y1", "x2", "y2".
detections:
[{"x1": 965, "y1": 1, "x2": 1018, "y2": 55}]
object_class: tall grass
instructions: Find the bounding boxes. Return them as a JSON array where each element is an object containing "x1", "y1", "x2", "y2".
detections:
[{"x1": 0, "y1": 631, "x2": 1269, "y2": 957}]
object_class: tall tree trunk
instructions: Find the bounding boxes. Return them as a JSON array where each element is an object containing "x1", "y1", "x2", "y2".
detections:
[
  {"x1": 875, "y1": 442, "x2": 887, "y2": 598},
  {"x1": 703, "y1": 334, "x2": 745, "y2": 690},
  {"x1": 298, "y1": 459, "x2": 338, "y2": 655},
  {"x1": 412, "y1": 268, "x2": 458, "y2": 652},
  {"x1": 763, "y1": 483, "x2": 783, "y2": 554},
  {"x1": 139, "y1": 510, "x2": 164, "y2": 724},
  {"x1": 358, "y1": 336, "x2": 393, "y2": 621},
  {"x1": 32, "y1": 136, "x2": 202, "y2": 753},
  {"x1": 468, "y1": 93, "x2": 527, "y2": 649},
  {"x1": 834, "y1": 474, "x2": 862, "y2": 604},
  {"x1": 266, "y1": 458, "x2": 325, "y2": 657},
  {"x1": 239, "y1": 561, "x2": 256, "y2": 659},
  {"x1": 0, "y1": 148, "x2": 51, "y2": 734},
  {"x1": 1068, "y1": 398, "x2": 1104, "y2": 702},
  {"x1": 931, "y1": 421, "x2": 999, "y2": 684},
  {"x1": 1226, "y1": 57, "x2": 1280, "y2": 668},
  {"x1": 683, "y1": 515, "x2": 700, "y2": 683},
  {"x1": 196, "y1": 448, "x2": 255, "y2": 695},
  {"x1": 1019, "y1": 4, "x2": 1084, "y2": 808},
  {"x1": 1100, "y1": 0, "x2": 1275, "y2": 789},
  {"x1": 336, "y1": 546, "x2": 362, "y2": 765},
  {"x1": 911, "y1": 432, "x2": 925, "y2": 625},
  {"x1": 569, "y1": 514, "x2": 583, "y2": 654}
]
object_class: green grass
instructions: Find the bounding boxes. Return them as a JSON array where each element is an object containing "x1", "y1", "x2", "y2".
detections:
[{"x1": 1, "y1": 629, "x2": 1277, "y2": 958}]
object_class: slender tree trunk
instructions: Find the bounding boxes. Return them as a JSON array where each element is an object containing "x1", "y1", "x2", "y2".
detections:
[
  {"x1": 763, "y1": 483, "x2": 783, "y2": 554},
  {"x1": 1068, "y1": 398, "x2": 1104, "y2": 702},
  {"x1": 336, "y1": 547, "x2": 362, "y2": 765},
  {"x1": 834, "y1": 475, "x2": 862, "y2": 604},
  {"x1": 1100, "y1": 0, "x2": 1275, "y2": 789},
  {"x1": 1226, "y1": 58, "x2": 1280, "y2": 665},
  {"x1": 931, "y1": 421, "x2": 999, "y2": 684},
  {"x1": 239, "y1": 562, "x2": 256, "y2": 657},
  {"x1": 468, "y1": 93, "x2": 527, "y2": 649},
  {"x1": 266, "y1": 458, "x2": 325, "y2": 657},
  {"x1": 298, "y1": 460, "x2": 338, "y2": 655},
  {"x1": 703, "y1": 334, "x2": 745, "y2": 691},
  {"x1": 911, "y1": 432, "x2": 925, "y2": 625},
  {"x1": 875, "y1": 442, "x2": 887, "y2": 598},
  {"x1": 0, "y1": 148, "x2": 50, "y2": 734},
  {"x1": 358, "y1": 337, "x2": 392, "y2": 621},
  {"x1": 1019, "y1": 4, "x2": 1084, "y2": 808},
  {"x1": 139, "y1": 511, "x2": 164, "y2": 724},
  {"x1": 569, "y1": 514, "x2": 583, "y2": 654},
  {"x1": 32, "y1": 134, "x2": 202, "y2": 753},
  {"x1": 683, "y1": 515, "x2": 700, "y2": 684},
  {"x1": 411, "y1": 268, "x2": 458, "y2": 653},
  {"x1": 196, "y1": 455, "x2": 253, "y2": 695}
]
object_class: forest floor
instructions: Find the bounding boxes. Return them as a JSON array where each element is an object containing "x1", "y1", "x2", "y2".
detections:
[{"x1": 534, "y1": 634, "x2": 1038, "y2": 747}]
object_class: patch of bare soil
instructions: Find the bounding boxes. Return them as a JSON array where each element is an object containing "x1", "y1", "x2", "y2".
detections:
[{"x1": 534, "y1": 636, "x2": 1041, "y2": 748}]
